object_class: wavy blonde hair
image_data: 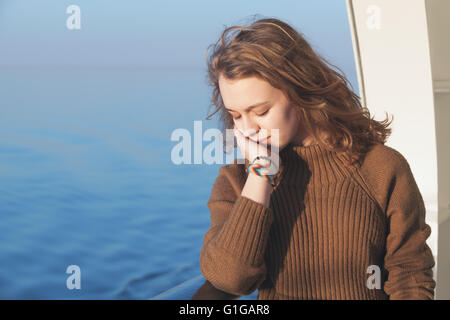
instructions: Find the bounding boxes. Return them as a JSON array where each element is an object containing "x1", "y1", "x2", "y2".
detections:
[{"x1": 204, "y1": 16, "x2": 393, "y2": 167}]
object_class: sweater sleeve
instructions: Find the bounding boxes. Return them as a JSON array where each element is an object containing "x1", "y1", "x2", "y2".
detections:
[
  {"x1": 381, "y1": 156, "x2": 436, "y2": 300},
  {"x1": 199, "y1": 165, "x2": 275, "y2": 296}
]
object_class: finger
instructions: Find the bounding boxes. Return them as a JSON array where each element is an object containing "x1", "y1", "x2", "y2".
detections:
[
  {"x1": 247, "y1": 138, "x2": 270, "y2": 162},
  {"x1": 241, "y1": 128, "x2": 258, "y2": 140},
  {"x1": 234, "y1": 128, "x2": 245, "y2": 144},
  {"x1": 233, "y1": 129, "x2": 248, "y2": 157}
]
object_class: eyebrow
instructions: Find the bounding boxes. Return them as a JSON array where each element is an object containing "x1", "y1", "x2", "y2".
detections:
[{"x1": 225, "y1": 101, "x2": 270, "y2": 112}]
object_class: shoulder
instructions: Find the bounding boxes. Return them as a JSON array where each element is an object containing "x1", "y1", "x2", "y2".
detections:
[
  {"x1": 221, "y1": 158, "x2": 248, "y2": 176},
  {"x1": 357, "y1": 143, "x2": 415, "y2": 212},
  {"x1": 209, "y1": 158, "x2": 249, "y2": 200},
  {"x1": 360, "y1": 143, "x2": 412, "y2": 176}
]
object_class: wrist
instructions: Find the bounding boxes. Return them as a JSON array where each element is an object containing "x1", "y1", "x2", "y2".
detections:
[
  {"x1": 246, "y1": 163, "x2": 278, "y2": 187},
  {"x1": 246, "y1": 171, "x2": 274, "y2": 188}
]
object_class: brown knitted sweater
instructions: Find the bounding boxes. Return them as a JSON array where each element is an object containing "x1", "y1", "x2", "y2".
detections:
[{"x1": 199, "y1": 142, "x2": 436, "y2": 299}]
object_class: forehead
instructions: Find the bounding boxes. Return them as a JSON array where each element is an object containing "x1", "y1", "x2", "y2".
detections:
[{"x1": 218, "y1": 74, "x2": 278, "y2": 110}]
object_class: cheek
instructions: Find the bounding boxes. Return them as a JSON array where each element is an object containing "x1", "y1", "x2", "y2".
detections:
[
  {"x1": 280, "y1": 110, "x2": 300, "y2": 140},
  {"x1": 284, "y1": 107, "x2": 298, "y2": 126},
  {"x1": 264, "y1": 112, "x2": 294, "y2": 139}
]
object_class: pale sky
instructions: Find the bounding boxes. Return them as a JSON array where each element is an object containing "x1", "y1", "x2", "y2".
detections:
[{"x1": 0, "y1": 0, "x2": 357, "y2": 87}]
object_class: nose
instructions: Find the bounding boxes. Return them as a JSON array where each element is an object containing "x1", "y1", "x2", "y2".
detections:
[{"x1": 240, "y1": 116, "x2": 260, "y2": 138}]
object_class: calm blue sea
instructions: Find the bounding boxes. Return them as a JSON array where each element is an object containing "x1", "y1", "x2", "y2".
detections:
[{"x1": 0, "y1": 68, "x2": 229, "y2": 299}]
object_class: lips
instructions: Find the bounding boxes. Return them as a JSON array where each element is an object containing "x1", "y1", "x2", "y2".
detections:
[{"x1": 249, "y1": 136, "x2": 270, "y2": 143}]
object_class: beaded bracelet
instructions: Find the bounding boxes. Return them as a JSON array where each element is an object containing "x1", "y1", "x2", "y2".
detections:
[
  {"x1": 247, "y1": 163, "x2": 278, "y2": 186},
  {"x1": 251, "y1": 155, "x2": 279, "y2": 173}
]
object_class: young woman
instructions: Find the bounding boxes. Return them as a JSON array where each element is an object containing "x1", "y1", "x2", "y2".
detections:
[{"x1": 193, "y1": 17, "x2": 436, "y2": 300}]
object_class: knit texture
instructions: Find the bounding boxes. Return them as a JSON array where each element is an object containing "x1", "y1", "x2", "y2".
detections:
[{"x1": 199, "y1": 142, "x2": 436, "y2": 300}]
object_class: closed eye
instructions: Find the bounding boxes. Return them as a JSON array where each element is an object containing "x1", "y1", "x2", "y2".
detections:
[
  {"x1": 256, "y1": 109, "x2": 269, "y2": 116},
  {"x1": 228, "y1": 108, "x2": 270, "y2": 120}
]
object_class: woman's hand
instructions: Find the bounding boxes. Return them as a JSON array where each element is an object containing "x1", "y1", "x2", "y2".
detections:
[{"x1": 233, "y1": 127, "x2": 280, "y2": 175}]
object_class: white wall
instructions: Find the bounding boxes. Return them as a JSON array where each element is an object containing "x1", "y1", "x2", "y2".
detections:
[{"x1": 346, "y1": 0, "x2": 450, "y2": 299}]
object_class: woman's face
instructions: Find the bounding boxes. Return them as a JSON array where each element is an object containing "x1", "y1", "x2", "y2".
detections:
[{"x1": 218, "y1": 74, "x2": 305, "y2": 150}]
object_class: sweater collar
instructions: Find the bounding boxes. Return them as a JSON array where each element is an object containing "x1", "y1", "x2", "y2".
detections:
[
  {"x1": 279, "y1": 141, "x2": 330, "y2": 162},
  {"x1": 273, "y1": 141, "x2": 333, "y2": 188}
]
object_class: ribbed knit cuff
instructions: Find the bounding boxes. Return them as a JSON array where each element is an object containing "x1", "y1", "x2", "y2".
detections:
[
  {"x1": 212, "y1": 195, "x2": 274, "y2": 266},
  {"x1": 389, "y1": 289, "x2": 434, "y2": 300}
]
